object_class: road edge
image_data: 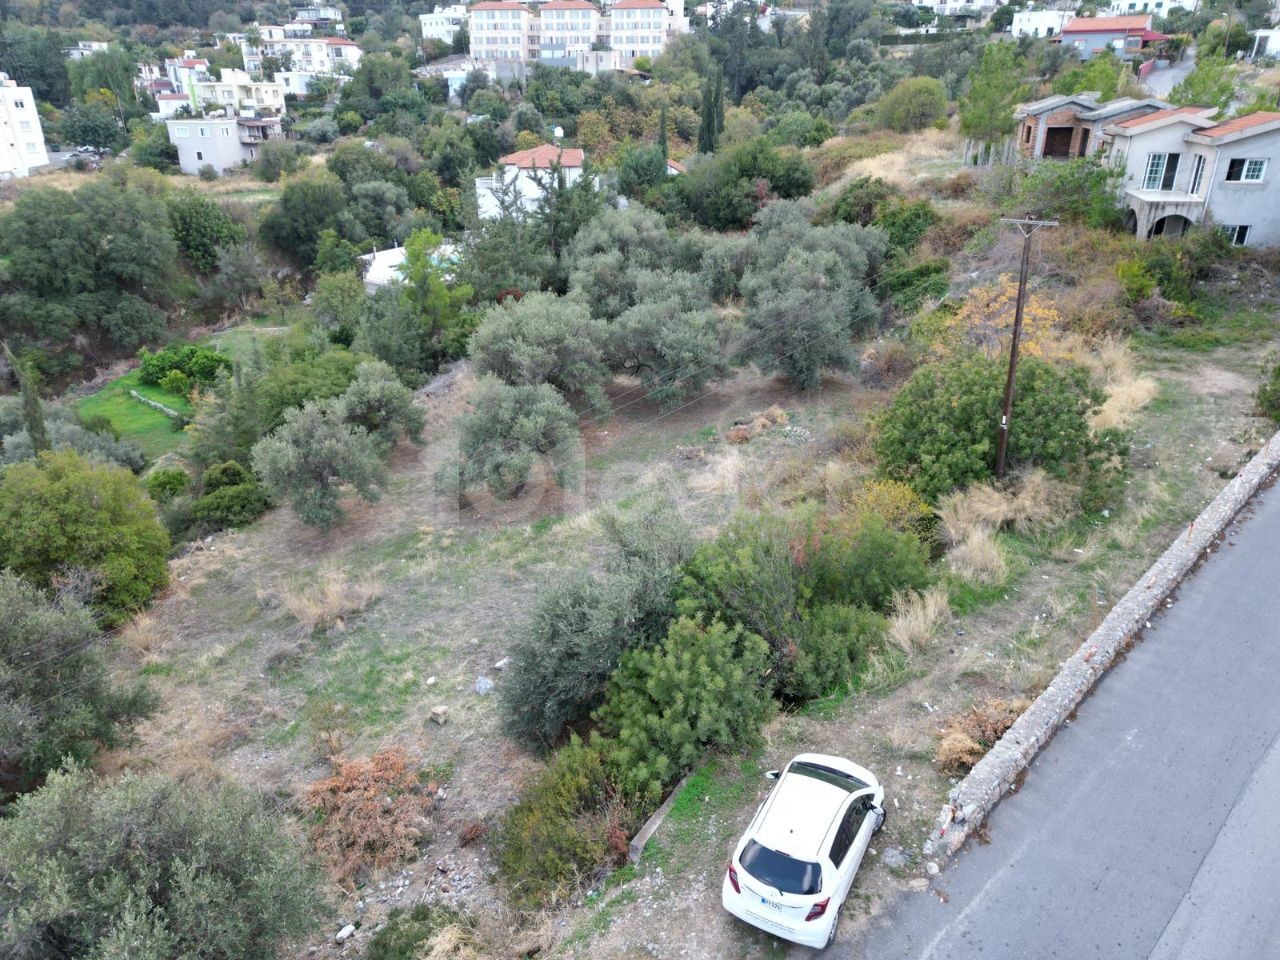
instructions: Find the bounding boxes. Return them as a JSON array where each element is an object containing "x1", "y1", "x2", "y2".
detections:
[{"x1": 923, "y1": 427, "x2": 1280, "y2": 866}]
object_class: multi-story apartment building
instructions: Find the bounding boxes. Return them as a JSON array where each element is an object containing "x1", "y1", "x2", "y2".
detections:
[
  {"x1": 421, "y1": 4, "x2": 470, "y2": 43},
  {"x1": 468, "y1": 2, "x2": 538, "y2": 61},
  {"x1": 539, "y1": 0, "x2": 601, "y2": 59},
  {"x1": 165, "y1": 114, "x2": 284, "y2": 175},
  {"x1": 157, "y1": 64, "x2": 287, "y2": 117},
  {"x1": 466, "y1": 0, "x2": 685, "y2": 68},
  {"x1": 64, "y1": 40, "x2": 110, "y2": 60},
  {"x1": 241, "y1": 26, "x2": 362, "y2": 77},
  {"x1": 1106, "y1": 109, "x2": 1280, "y2": 246},
  {"x1": 0, "y1": 73, "x2": 48, "y2": 179}
]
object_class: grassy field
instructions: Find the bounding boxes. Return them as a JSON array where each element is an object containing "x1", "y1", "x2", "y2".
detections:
[{"x1": 75, "y1": 370, "x2": 192, "y2": 460}]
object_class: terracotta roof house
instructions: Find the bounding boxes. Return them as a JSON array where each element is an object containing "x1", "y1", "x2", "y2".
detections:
[
  {"x1": 476, "y1": 145, "x2": 589, "y2": 218},
  {"x1": 1059, "y1": 15, "x2": 1169, "y2": 60},
  {"x1": 1105, "y1": 110, "x2": 1280, "y2": 246}
]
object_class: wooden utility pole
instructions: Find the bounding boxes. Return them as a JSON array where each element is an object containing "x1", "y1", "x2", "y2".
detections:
[{"x1": 995, "y1": 216, "x2": 1058, "y2": 480}]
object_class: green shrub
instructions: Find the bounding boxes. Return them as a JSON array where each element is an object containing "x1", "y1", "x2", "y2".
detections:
[
  {"x1": 137, "y1": 344, "x2": 232, "y2": 387},
  {"x1": 202, "y1": 459, "x2": 253, "y2": 492},
  {"x1": 0, "y1": 451, "x2": 169, "y2": 625},
  {"x1": 494, "y1": 736, "x2": 628, "y2": 909},
  {"x1": 0, "y1": 574, "x2": 155, "y2": 794},
  {"x1": 501, "y1": 502, "x2": 693, "y2": 748},
  {"x1": 875, "y1": 353, "x2": 1128, "y2": 503},
  {"x1": 874, "y1": 198, "x2": 939, "y2": 254},
  {"x1": 198, "y1": 163, "x2": 219, "y2": 181},
  {"x1": 1116, "y1": 257, "x2": 1156, "y2": 303},
  {"x1": 876, "y1": 77, "x2": 948, "y2": 133},
  {"x1": 258, "y1": 348, "x2": 364, "y2": 431},
  {"x1": 146, "y1": 467, "x2": 192, "y2": 503},
  {"x1": 191, "y1": 482, "x2": 270, "y2": 528},
  {"x1": 779, "y1": 603, "x2": 886, "y2": 703},
  {"x1": 596, "y1": 617, "x2": 772, "y2": 803},
  {"x1": 1007, "y1": 159, "x2": 1121, "y2": 229},
  {"x1": 675, "y1": 512, "x2": 807, "y2": 679},
  {"x1": 1256, "y1": 360, "x2": 1280, "y2": 424},
  {"x1": 802, "y1": 512, "x2": 932, "y2": 612},
  {"x1": 365, "y1": 903, "x2": 475, "y2": 960},
  {"x1": 879, "y1": 256, "x2": 951, "y2": 311},
  {"x1": 0, "y1": 764, "x2": 320, "y2": 959},
  {"x1": 159, "y1": 368, "x2": 193, "y2": 397},
  {"x1": 829, "y1": 176, "x2": 900, "y2": 226}
]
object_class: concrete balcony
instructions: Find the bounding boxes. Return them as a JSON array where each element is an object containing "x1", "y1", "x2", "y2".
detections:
[{"x1": 1122, "y1": 188, "x2": 1205, "y2": 239}]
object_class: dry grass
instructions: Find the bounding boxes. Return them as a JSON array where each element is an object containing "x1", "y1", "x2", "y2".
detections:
[
  {"x1": 887, "y1": 586, "x2": 951, "y2": 654},
  {"x1": 117, "y1": 612, "x2": 173, "y2": 664},
  {"x1": 936, "y1": 697, "x2": 1032, "y2": 775},
  {"x1": 424, "y1": 925, "x2": 484, "y2": 960},
  {"x1": 689, "y1": 449, "x2": 749, "y2": 495},
  {"x1": 837, "y1": 127, "x2": 960, "y2": 190},
  {"x1": 1060, "y1": 335, "x2": 1160, "y2": 430},
  {"x1": 947, "y1": 527, "x2": 1008, "y2": 585},
  {"x1": 271, "y1": 567, "x2": 384, "y2": 632},
  {"x1": 937, "y1": 470, "x2": 1078, "y2": 547}
]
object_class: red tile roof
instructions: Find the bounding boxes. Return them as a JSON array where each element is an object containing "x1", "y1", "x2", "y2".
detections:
[
  {"x1": 324, "y1": 36, "x2": 359, "y2": 44},
  {"x1": 1113, "y1": 106, "x2": 1212, "y2": 128},
  {"x1": 167, "y1": 58, "x2": 210, "y2": 67},
  {"x1": 500, "y1": 144, "x2": 585, "y2": 168},
  {"x1": 1195, "y1": 111, "x2": 1280, "y2": 139},
  {"x1": 1063, "y1": 15, "x2": 1152, "y2": 33},
  {"x1": 666, "y1": 157, "x2": 686, "y2": 173},
  {"x1": 612, "y1": 0, "x2": 667, "y2": 9}
]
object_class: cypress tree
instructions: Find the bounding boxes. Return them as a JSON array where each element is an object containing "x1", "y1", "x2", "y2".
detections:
[
  {"x1": 697, "y1": 73, "x2": 716, "y2": 154},
  {"x1": 713, "y1": 67, "x2": 725, "y2": 136},
  {"x1": 4, "y1": 343, "x2": 49, "y2": 454},
  {"x1": 659, "y1": 103, "x2": 669, "y2": 160}
]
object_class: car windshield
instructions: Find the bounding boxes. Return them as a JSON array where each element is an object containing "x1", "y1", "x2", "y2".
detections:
[
  {"x1": 790, "y1": 761, "x2": 868, "y2": 793},
  {"x1": 740, "y1": 839, "x2": 822, "y2": 896}
]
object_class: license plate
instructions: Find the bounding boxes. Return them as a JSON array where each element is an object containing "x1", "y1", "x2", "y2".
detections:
[{"x1": 759, "y1": 897, "x2": 784, "y2": 912}]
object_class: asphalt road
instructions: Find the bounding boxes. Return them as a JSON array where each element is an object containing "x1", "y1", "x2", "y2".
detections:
[
  {"x1": 840, "y1": 485, "x2": 1280, "y2": 960},
  {"x1": 1143, "y1": 50, "x2": 1196, "y2": 99}
]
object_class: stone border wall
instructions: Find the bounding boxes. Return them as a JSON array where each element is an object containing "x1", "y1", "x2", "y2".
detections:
[{"x1": 923, "y1": 428, "x2": 1280, "y2": 866}]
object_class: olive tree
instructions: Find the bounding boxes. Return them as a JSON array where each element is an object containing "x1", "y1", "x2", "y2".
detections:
[
  {"x1": 468, "y1": 292, "x2": 610, "y2": 408},
  {"x1": 251, "y1": 398, "x2": 387, "y2": 527},
  {"x1": 435, "y1": 376, "x2": 581, "y2": 501}
]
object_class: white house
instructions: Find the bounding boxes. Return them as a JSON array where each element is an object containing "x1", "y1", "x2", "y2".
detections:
[
  {"x1": 421, "y1": 4, "x2": 470, "y2": 43},
  {"x1": 292, "y1": 4, "x2": 345, "y2": 27},
  {"x1": 164, "y1": 54, "x2": 212, "y2": 92},
  {"x1": 475, "y1": 143, "x2": 586, "y2": 218},
  {"x1": 1011, "y1": 9, "x2": 1074, "y2": 39},
  {"x1": 1250, "y1": 28, "x2": 1280, "y2": 60},
  {"x1": 0, "y1": 74, "x2": 48, "y2": 179},
  {"x1": 1106, "y1": 109, "x2": 1280, "y2": 246},
  {"x1": 242, "y1": 27, "x2": 362, "y2": 77},
  {"x1": 153, "y1": 92, "x2": 193, "y2": 118},
  {"x1": 64, "y1": 40, "x2": 110, "y2": 60},
  {"x1": 165, "y1": 114, "x2": 284, "y2": 175}
]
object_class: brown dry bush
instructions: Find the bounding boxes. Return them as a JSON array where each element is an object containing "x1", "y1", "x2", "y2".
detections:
[
  {"x1": 887, "y1": 585, "x2": 951, "y2": 653},
  {"x1": 922, "y1": 207, "x2": 995, "y2": 255},
  {"x1": 307, "y1": 749, "x2": 438, "y2": 888},
  {"x1": 117, "y1": 612, "x2": 173, "y2": 664},
  {"x1": 859, "y1": 341, "x2": 917, "y2": 387},
  {"x1": 947, "y1": 527, "x2": 1008, "y2": 585},
  {"x1": 936, "y1": 697, "x2": 1031, "y2": 775},
  {"x1": 937, "y1": 470, "x2": 1078, "y2": 547},
  {"x1": 272, "y1": 567, "x2": 384, "y2": 632}
]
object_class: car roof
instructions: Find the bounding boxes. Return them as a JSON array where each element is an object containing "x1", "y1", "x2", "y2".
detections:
[{"x1": 754, "y1": 765, "x2": 852, "y2": 861}]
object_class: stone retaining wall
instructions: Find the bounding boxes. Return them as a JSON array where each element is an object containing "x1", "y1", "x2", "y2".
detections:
[{"x1": 923, "y1": 428, "x2": 1280, "y2": 865}]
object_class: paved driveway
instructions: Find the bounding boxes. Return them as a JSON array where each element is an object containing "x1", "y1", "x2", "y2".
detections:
[
  {"x1": 838, "y1": 484, "x2": 1280, "y2": 960},
  {"x1": 1144, "y1": 50, "x2": 1196, "y2": 99}
]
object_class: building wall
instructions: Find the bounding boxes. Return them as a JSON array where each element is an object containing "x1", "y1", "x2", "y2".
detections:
[
  {"x1": 0, "y1": 79, "x2": 48, "y2": 178},
  {"x1": 166, "y1": 119, "x2": 272, "y2": 174},
  {"x1": 476, "y1": 162, "x2": 585, "y2": 219},
  {"x1": 539, "y1": 8, "x2": 600, "y2": 57},
  {"x1": 421, "y1": 6, "x2": 468, "y2": 42},
  {"x1": 469, "y1": 8, "x2": 533, "y2": 61},
  {"x1": 242, "y1": 35, "x2": 361, "y2": 75},
  {"x1": 1011, "y1": 10, "x2": 1072, "y2": 38},
  {"x1": 1062, "y1": 30, "x2": 1128, "y2": 59},
  {"x1": 1204, "y1": 129, "x2": 1280, "y2": 247},
  {"x1": 611, "y1": 7, "x2": 668, "y2": 60}
]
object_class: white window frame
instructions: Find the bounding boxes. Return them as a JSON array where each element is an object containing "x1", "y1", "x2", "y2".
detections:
[
  {"x1": 1189, "y1": 154, "x2": 1206, "y2": 195},
  {"x1": 173, "y1": 125, "x2": 189, "y2": 137},
  {"x1": 1142, "y1": 152, "x2": 1168, "y2": 190},
  {"x1": 1226, "y1": 158, "x2": 1268, "y2": 182},
  {"x1": 1221, "y1": 224, "x2": 1251, "y2": 246}
]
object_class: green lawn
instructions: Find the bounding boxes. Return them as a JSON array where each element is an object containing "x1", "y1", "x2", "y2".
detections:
[{"x1": 75, "y1": 370, "x2": 193, "y2": 461}]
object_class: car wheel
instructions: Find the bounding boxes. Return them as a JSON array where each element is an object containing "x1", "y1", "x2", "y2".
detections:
[
  {"x1": 825, "y1": 908, "x2": 841, "y2": 948},
  {"x1": 874, "y1": 804, "x2": 887, "y2": 834}
]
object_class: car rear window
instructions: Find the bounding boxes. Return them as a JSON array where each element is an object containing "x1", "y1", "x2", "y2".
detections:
[
  {"x1": 790, "y1": 761, "x2": 868, "y2": 793},
  {"x1": 740, "y1": 839, "x2": 822, "y2": 895}
]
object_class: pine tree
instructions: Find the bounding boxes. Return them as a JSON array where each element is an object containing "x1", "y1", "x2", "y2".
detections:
[{"x1": 4, "y1": 343, "x2": 49, "y2": 454}]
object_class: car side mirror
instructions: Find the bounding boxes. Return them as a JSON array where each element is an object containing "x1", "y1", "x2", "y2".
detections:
[{"x1": 764, "y1": 769, "x2": 781, "y2": 781}]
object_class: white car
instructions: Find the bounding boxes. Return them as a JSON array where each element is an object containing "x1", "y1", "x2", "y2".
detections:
[{"x1": 722, "y1": 754, "x2": 885, "y2": 949}]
